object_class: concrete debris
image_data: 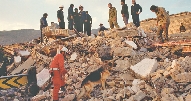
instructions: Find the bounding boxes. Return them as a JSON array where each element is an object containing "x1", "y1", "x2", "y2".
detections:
[
  {"x1": 130, "y1": 58, "x2": 158, "y2": 78},
  {"x1": 1, "y1": 13, "x2": 191, "y2": 101}
]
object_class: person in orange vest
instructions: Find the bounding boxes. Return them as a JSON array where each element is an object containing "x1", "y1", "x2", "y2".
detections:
[{"x1": 49, "y1": 46, "x2": 68, "y2": 101}]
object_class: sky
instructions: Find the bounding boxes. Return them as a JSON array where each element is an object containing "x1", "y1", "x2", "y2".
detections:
[{"x1": 0, "y1": 0, "x2": 191, "y2": 31}]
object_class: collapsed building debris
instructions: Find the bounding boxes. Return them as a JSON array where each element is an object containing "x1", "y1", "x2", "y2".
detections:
[{"x1": 1, "y1": 12, "x2": 191, "y2": 101}]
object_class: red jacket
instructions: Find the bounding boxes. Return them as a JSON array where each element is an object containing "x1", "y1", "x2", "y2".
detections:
[{"x1": 50, "y1": 54, "x2": 67, "y2": 74}]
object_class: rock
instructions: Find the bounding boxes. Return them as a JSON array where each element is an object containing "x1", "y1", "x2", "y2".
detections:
[
  {"x1": 112, "y1": 47, "x2": 136, "y2": 57},
  {"x1": 133, "y1": 91, "x2": 146, "y2": 101},
  {"x1": 186, "y1": 94, "x2": 191, "y2": 101},
  {"x1": 116, "y1": 93, "x2": 123, "y2": 100},
  {"x1": 104, "y1": 96, "x2": 115, "y2": 101},
  {"x1": 185, "y1": 84, "x2": 191, "y2": 91},
  {"x1": 106, "y1": 81, "x2": 115, "y2": 87},
  {"x1": 173, "y1": 72, "x2": 191, "y2": 82},
  {"x1": 178, "y1": 96, "x2": 184, "y2": 101},
  {"x1": 161, "y1": 94, "x2": 179, "y2": 101},
  {"x1": 161, "y1": 88, "x2": 174, "y2": 97},
  {"x1": 61, "y1": 94, "x2": 75, "y2": 101},
  {"x1": 130, "y1": 58, "x2": 158, "y2": 78},
  {"x1": 70, "y1": 52, "x2": 77, "y2": 60},
  {"x1": 124, "y1": 40, "x2": 137, "y2": 49}
]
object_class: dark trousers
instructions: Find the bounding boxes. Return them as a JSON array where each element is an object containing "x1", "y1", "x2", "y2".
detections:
[
  {"x1": 59, "y1": 20, "x2": 65, "y2": 29},
  {"x1": 123, "y1": 14, "x2": 129, "y2": 25},
  {"x1": 79, "y1": 20, "x2": 84, "y2": 33},
  {"x1": 68, "y1": 19, "x2": 73, "y2": 30},
  {"x1": 74, "y1": 22, "x2": 80, "y2": 32},
  {"x1": 85, "y1": 22, "x2": 91, "y2": 36},
  {"x1": 132, "y1": 14, "x2": 140, "y2": 27},
  {"x1": 40, "y1": 28, "x2": 44, "y2": 43}
]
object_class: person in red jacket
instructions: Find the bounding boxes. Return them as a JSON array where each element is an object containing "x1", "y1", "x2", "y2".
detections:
[{"x1": 49, "y1": 46, "x2": 68, "y2": 101}]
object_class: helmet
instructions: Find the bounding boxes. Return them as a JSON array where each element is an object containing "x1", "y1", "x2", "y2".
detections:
[
  {"x1": 59, "y1": 5, "x2": 64, "y2": 8},
  {"x1": 60, "y1": 47, "x2": 68, "y2": 52}
]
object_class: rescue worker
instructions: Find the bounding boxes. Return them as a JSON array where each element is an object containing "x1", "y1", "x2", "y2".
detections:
[
  {"x1": 49, "y1": 46, "x2": 68, "y2": 101},
  {"x1": 84, "y1": 11, "x2": 92, "y2": 36},
  {"x1": 40, "y1": 13, "x2": 48, "y2": 43},
  {"x1": 180, "y1": 23, "x2": 186, "y2": 33},
  {"x1": 79, "y1": 5, "x2": 86, "y2": 33},
  {"x1": 98, "y1": 23, "x2": 108, "y2": 36},
  {"x1": 57, "y1": 5, "x2": 65, "y2": 29},
  {"x1": 108, "y1": 3, "x2": 120, "y2": 29},
  {"x1": 131, "y1": 0, "x2": 142, "y2": 27},
  {"x1": 99, "y1": 23, "x2": 108, "y2": 32},
  {"x1": 73, "y1": 8, "x2": 80, "y2": 32},
  {"x1": 68, "y1": 4, "x2": 74, "y2": 30},
  {"x1": 150, "y1": 5, "x2": 170, "y2": 43},
  {"x1": 121, "y1": 0, "x2": 129, "y2": 25}
]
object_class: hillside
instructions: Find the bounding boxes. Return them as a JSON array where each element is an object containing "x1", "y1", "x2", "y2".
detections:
[{"x1": 140, "y1": 11, "x2": 191, "y2": 34}]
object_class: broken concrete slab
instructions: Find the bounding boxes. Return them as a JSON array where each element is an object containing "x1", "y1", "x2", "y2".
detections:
[
  {"x1": 11, "y1": 56, "x2": 35, "y2": 75},
  {"x1": 70, "y1": 52, "x2": 77, "y2": 61},
  {"x1": 36, "y1": 68, "x2": 50, "y2": 88},
  {"x1": 133, "y1": 91, "x2": 146, "y2": 101},
  {"x1": 130, "y1": 58, "x2": 158, "y2": 78},
  {"x1": 124, "y1": 40, "x2": 137, "y2": 49}
]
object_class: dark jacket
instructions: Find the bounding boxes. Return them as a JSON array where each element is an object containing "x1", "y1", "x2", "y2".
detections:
[
  {"x1": 68, "y1": 7, "x2": 74, "y2": 20},
  {"x1": 85, "y1": 14, "x2": 92, "y2": 24},
  {"x1": 57, "y1": 10, "x2": 64, "y2": 21},
  {"x1": 131, "y1": 3, "x2": 142, "y2": 15},
  {"x1": 180, "y1": 25, "x2": 186, "y2": 32},
  {"x1": 99, "y1": 26, "x2": 108, "y2": 32},
  {"x1": 40, "y1": 17, "x2": 48, "y2": 29},
  {"x1": 79, "y1": 11, "x2": 86, "y2": 22},
  {"x1": 121, "y1": 4, "x2": 129, "y2": 15},
  {"x1": 73, "y1": 12, "x2": 80, "y2": 23}
]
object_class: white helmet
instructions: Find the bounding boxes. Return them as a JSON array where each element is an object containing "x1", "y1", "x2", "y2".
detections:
[
  {"x1": 59, "y1": 5, "x2": 64, "y2": 8},
  {"x1": 60, "y1": 47, "x2": 68, "y2": 52}
]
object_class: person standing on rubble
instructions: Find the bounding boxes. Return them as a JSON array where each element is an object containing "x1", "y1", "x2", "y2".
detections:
[
  {"x1": 84, "y1": 11, "x2": 92, "y2": 36},
  {"x1": 40, "y1": 13, "x2": 48, "y2": 43},
  {"x1": 108, "y1": 3, "x2": 120, "y2": 29},
  {"x1": 73, "y1": 8, "x2": 80, "y2": 32},
  {"x1": 49, "y1": 46, "x2": 68, "y2": 101},
  {"x1": 121, "y1": 0, "x2": 129, "y2": 25},
  {"x1": 131, "y1": 0, "x2": 142, "y2": 27},
  {"x1": 79, "y1": 5, "x2": 86, "y2": 33},
  {"x1": 57, "y1": 5, "x2": 65, "y2": 29},
  {"x1": 150, "y1": 5, "x2": 170, "y2": 43},
  {"x1": 68, "y1": 4, "x2": 74, "y2": 30}
]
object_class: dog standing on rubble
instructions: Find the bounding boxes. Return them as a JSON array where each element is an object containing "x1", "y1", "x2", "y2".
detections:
[{"x1": 75, "y1": 65, "x2": 111, "y2": 100}]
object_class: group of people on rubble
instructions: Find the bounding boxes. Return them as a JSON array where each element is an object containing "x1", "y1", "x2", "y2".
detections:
[
  {"x1": 40, "y1": 0, "x2": 172, "y2": 44},
  {"x1": 43, "y1": 0, "x2": 174, "y2": 101},
  {"x1": 105, "y1": 0, "x2": 171, "y2": 43},
  {"x1": 40, "y1": 4, "x2": 93, "y2": 41}
]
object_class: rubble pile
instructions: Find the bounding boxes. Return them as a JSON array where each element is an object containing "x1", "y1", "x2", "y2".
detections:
[{"x1": 1, "y1": 20, "x2": 191, "y2": 101}]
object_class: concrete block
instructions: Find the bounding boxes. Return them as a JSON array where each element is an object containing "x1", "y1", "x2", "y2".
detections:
[
  {"x1": 133, "y1": 91, "x2": 146, "y2": 101},
  {"x1": 70, "y1": 52, "x2": 77, "y2": 60},
  {"x1": 130, "y1": 58, "x2": 158, "y2": 78},
  {"x1": 124, "y1": 40, "x2": 137, "y2": 49}
]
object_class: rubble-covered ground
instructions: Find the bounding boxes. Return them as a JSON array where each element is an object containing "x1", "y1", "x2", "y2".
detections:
[{"x1": 0, "y1": 22, "x2": 191, "y2": 101}]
